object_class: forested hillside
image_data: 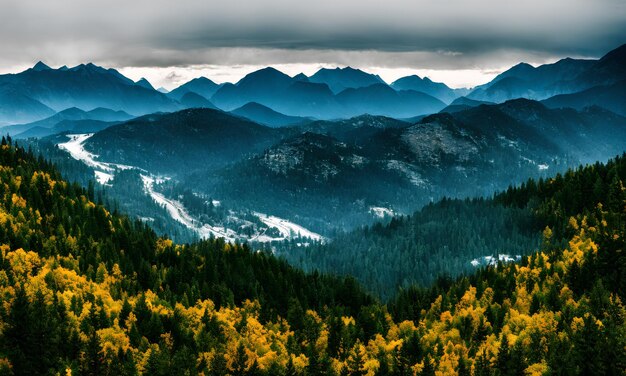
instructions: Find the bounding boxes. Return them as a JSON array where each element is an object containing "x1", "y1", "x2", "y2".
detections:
[
  {"x1": 282, "y1": 199, "x2": 541, "y2": 299},
  {"x1": 0, "y1": 139, "x2": 624, "y2": 375},
  {"x1": 282, "y1": 154, "x2": 626, "y2": 300}
]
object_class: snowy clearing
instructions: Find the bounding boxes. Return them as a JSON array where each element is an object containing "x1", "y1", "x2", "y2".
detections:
[
  {"x1": 254, "y1": 212, "x2": 324, "y2": 241},
  {"x1": 471, "y1": 254, "x2": 521, "y2": 267},
  {"x1": 58, "y1": 134, "x2": 113, "y2": 173},
  {"x1": 369, "y1": 206, "x2": 395, "y2": 218},
  {"x1": 141, "y1": 175, "x2": 239, "y2": 241},
  {"x1": 60, "y1": 134, "x2": 323, "y2": 243}
]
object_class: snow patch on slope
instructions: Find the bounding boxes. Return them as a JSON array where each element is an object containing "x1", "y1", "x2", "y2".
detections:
[
  {"x1": 253, "y1": 212, "x2": 324, "y2": 242},
  {"x1": 58, "y1": 134, "x2": 323, "y2": 243}
]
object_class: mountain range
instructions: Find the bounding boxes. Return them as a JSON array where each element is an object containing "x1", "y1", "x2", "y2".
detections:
[
  {"x1": 466, "y1": 44, "x2": 626, "y2": 111},
  {"x1": 1, "y1": 42, "x2": 625, "y2": 238},
  {"x1": 1, "y1": 44, "x2": 624, "y2": 128},
  {"x1": 71, "y1": 96, "x2": 626, "y2": 234},
  {"x1": 0, "y1": 62, "x2": 181, "y2": 124},
  {"x1": 1, "y1": 106, "x2": 133, "y2": 138}
]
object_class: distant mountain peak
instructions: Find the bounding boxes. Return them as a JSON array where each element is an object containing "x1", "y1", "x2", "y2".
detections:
[
  {"x1": 252, "y1": 67, "x2": 284, "y2": 76},
  {"x1": 136, "y1": 77, "x2": 155, "y2": 90},
  {"x1": 32, "y1": 61, "x2": 52, "y2": 71},
  {"x1": 309, "y1": 66, "x2": 386, "y2": 93},
  {"x1": 293, "y1": 73, "x2": 309, "y2": 82},
  {"x1": 600, "y1": 43, "x2": 626, "y2": 62},
  {"x1": 236, "y1": 67, "x2": 292, "y2": 87}
]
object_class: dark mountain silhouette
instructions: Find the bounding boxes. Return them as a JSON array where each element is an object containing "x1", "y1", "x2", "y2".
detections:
[
  {"x1": 572, "y1": 44, "x2": 626, "y2": 89},
  {"x1": 0, "y1": 62, "x2": 180, "y2": 123},
  {"x1": 1, "y1": 106, "x2": 132, "y2": 136},
  {"x1": 179, "y1": 92, "x2": 217, "y2": 109},
  {"x1": 167, "y1": 77, "x2": 220, "y2": 101},
  {"x1": 230, "y1": 102, "x2": 310, "y2": 127},
  {"x1": 391, "y1": 75, "x2": 463, "y2": 104},
  {"x1": 135, "y1": 77, "x2": 155, "y2": 90},
  {"x1": 440, "y1": 96, "x2": 494, "y2": 113},
  {"x1": 542, "y1": 79, "x2": 626, "y2": 116},
  {"x1": 468, "y1": 58, "x2": 595, "y2": 102},
  {"x1": 85, "y1": 108, "x2": 287, "y2": 174},
  {"x1": 308, "y1": 66, "x2": 385, "y2": 93},
  {"x1": 336, "y1": 84, "x2": 446, "y2": 118},
  {"x1": 292, "y1": 73, "x2": 310, "y2": 82},
  {"x1": 15, "y1": 119, "x2": 117, "y2": 139},
  {"x1": 0, "y1": 87, "x2": 55, "y2": 124},
  {"x1": 210, "y1": 67, "x2": 342, "y2": 117}
]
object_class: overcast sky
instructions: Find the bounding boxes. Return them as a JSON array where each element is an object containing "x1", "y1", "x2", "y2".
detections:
[{"x1": 1, "y1": 0, "x2": 624, "y2": 89}]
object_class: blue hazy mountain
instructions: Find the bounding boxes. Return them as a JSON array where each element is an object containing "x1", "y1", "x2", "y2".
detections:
[
  {"x1": 391, "y1": 75, "x2": 465, "y2": 104},
  {"x1": 84, "y1": 108, "x2": 285, "y2": 173},
  {"x1": 0, "y1": 62, "x2": 180, "y2": 124},
  {"x1": 468, "y1": 58, "x2": 596, "y2": 102},
  {"x1": 440, "y1": 96, "x2": 494, "y2": 113},
  {"x1": 336, "y1": 84, "x2": 446, "y2": 118},
  {"x1": 32, "y1": 61, "x2": 52, "y2": 71},
  {"x1": 467, "y1": 44, "x2": 626, "y2": 105},
  {"x1": 195, "y1": 99, "x2": 626, "y2": 232},
  {"x1": 0, "y1": 87, "x2": 55, "y2": 124},
  {"x1": 572, "y1": 44, "x2": 626, "y2": 89},
  {"x1": 230, "y1": 102, "x2": 310, "y2": 127},
  {"x1": 135, "y1": 77, "x2": 155, "y2": 90},
  {"x1": 308, "y1": 67, "x2": 385, "y2": 93},
  {"x1": 212, "y1": 67, "x2": 447, "y2": 119},
  {"x1": 1, "y1": 106, "x2": 133, "y2": 136},
  {"x1": 167, "y1": 77, "x2": 221, "y2": 101},
  {"x1": 14, "y1": 119, "x2": 118, "y2": 139},
  {"x1": 179, "y1": 92, "x2": 217, "y2": 109},
  {"x1": 292, "y1": 73, "x2": 310, "y2": 82},
  {"x1": 542, "y1": 79, "x2": 626, "y2": 116},
  {"x1": 210, "y1": 67, "x2": 342, "y2": 117}
]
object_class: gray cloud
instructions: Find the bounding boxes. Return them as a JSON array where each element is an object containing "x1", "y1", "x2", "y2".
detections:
[{"x1": 0, "y1": 0, "x2": 624, "y2": 73}]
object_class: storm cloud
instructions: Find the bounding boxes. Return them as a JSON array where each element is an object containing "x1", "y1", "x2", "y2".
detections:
[{"x1": 1, "y1": 0, "x2": 624, "y2": 86}]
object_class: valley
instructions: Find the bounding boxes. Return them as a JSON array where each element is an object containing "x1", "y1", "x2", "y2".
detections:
[
  {"x1": 56, "y1": 132, "x2": 324, "y2": 243},
  {"x1": 0, "y1": 37, "x2": 624, "y2": 375}
]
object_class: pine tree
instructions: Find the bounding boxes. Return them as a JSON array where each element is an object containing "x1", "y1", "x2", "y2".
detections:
[
  {"x1": 5, "y1": 287, "x2": 34, "y2": 376},
  {"x1": 209, "y1": 351, "x2": 228, "y2": 376},
  {"x1": 474, "y1": 349, "x2": 492, "y2": 376},
  {"x1": 420, "y1": 355, "x2": 435, "y2": 376},
  {"x1": 495, "y1": 335, "x2": 510, "y2": 376},
  {"x1": 232, "y1": 342, "x2": 248, "y2": 374}
]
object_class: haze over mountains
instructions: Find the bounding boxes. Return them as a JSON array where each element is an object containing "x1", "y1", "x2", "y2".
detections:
[
  {"x1": 1, "y1": 43, "x2": 624, "y2": 240},
  {"x1": 1, "y1": 43, "x2": 624, "y2": 128},
  {"x1": 3, "y1": 0, "x2": 626, "y2": 372}
]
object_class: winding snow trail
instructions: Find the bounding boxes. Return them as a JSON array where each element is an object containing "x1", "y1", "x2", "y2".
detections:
[
  {"x1": 58, "y1": 133, "x2": 323, "y2": 243},
  {"x1": 254, "y1": 212, "x2": 324, "y2": 241},
  {"x1": 140, "y1": 175, "x2": 239, "y2": 241},
  {"x1": 58, "y1": 134, "x2": 114, "y2": 184}
]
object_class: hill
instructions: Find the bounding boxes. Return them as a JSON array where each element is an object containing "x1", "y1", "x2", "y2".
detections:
[
  {"x1": 167, "y1": 77, "x2": 221, "y2": 101},
  {"x1": 0, "y1": 62, "x2": 180, "y2": 124},
  {"x1": 542, "y1": 79, "x2": 626, "y2": 116},
  {"x1": 0, "y1": 137, "x2": 624, "y2": 374},
  {"x1": 391, "y1": 75, "x2": 463, "y2": 104},
  {"x1": 308, "y1": 66, "x2": 386, "y2": 93},
  {"x1": 230, "y1": 102, "x2": 310, "y2": 127},
  {"x1": 84, "y1": 108, "x2": 286, "y2": 174},
  {"x1": 192, "y1": 100, "x2": 626, "y2": 232},
  {"x1": 335, "y1": 84, "x2": 446, "y2": 118},
  {"x1": 1, "y1": 107, "x2": 133, "y2": 137}
]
